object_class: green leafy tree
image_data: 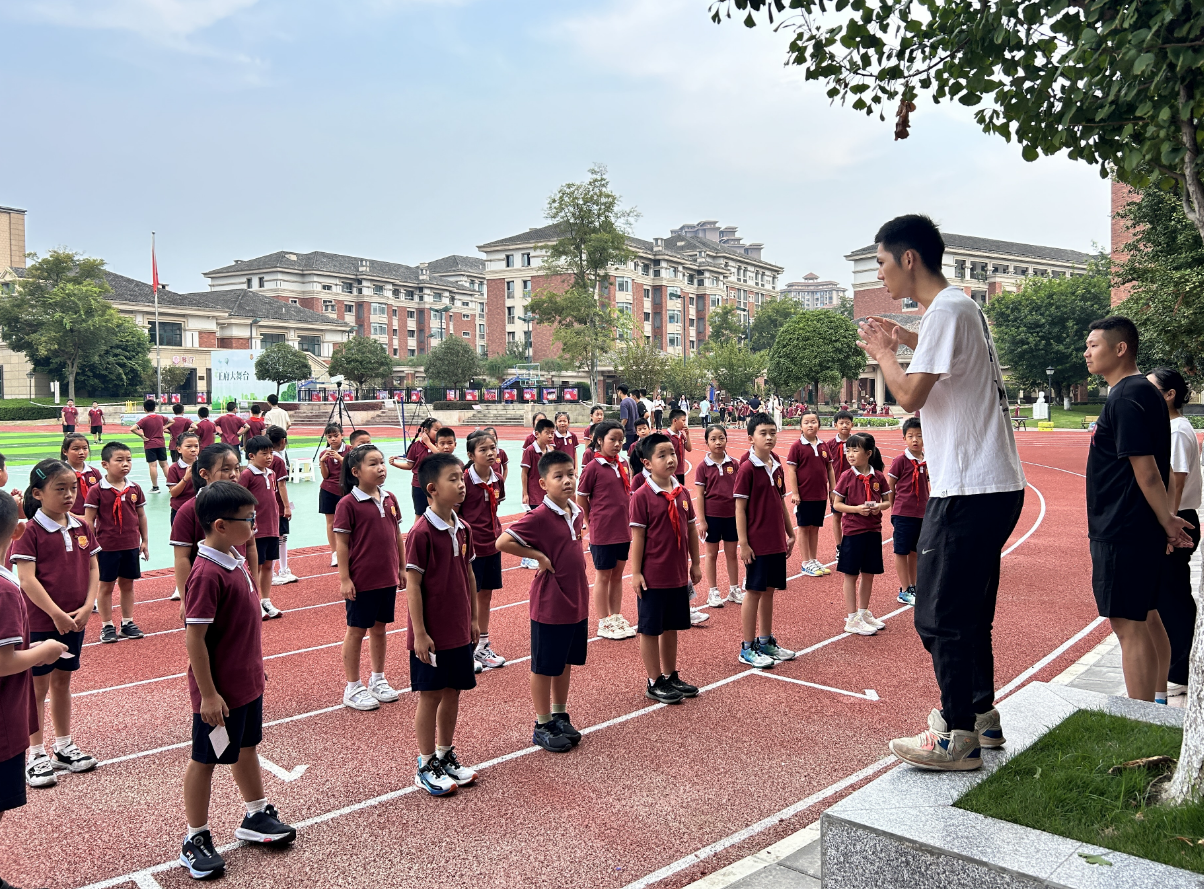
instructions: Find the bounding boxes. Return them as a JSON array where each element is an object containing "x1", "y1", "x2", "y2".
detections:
[
  {"x1": 424, "y1": 336, "x2": 482, "y2": 388},
  {"x1": 716, "y1": 1, "x2": 1204, "y2": 244},
  {"x1": 143, "y1": 364, "x2": 192, "y2": 394},
  {"x1": 984, "y1": 267, "x2": 1111, "y2": 399},
  {"x1": 328, "y1": 335, "x2": 394, "y2": 391},
  {"x1": 43, "y1": 314, "x2": 150, "y2": 397},
  {"x1": 663, "y1": 355, "x2": 713, "y2": 402},
  {"x1": 613, "y1": 338, "x2": 669, "y2": 393},
  {"x1": 255, "y1": 342, "x2": 312, "y2": 395},
  {"x1": 530, "y1": 164, "x2": 639, "y2": 397},
  {"x1": 767, "y1": 311, "x2": 864, "y2": 402},
  {"x1": 748, "y1": 296, "x2": 801, "y2": 352},
  {"x1": 707, "y1": 341, "x2": 765, "y2": 398},
  {"x1": 705, "y1": 304, "x2": 744, "y2": 348},
  {"x1": 835, "y1": 295, "x2": 855, "y2": 321}
]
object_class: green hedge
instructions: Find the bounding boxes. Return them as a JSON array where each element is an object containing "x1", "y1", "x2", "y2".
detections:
[
  {"x1": 0, "y1": 404, "x2": 62, "y2": 421},
  {"x1": 852, "y1": 418, "x2": 900, "y2": 428},
  {"x1": 1190, "y1": 417, "x2": 1204, "y2": 430}
]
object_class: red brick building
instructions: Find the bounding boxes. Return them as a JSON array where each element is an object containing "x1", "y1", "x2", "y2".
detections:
[{"x1": 1110, "y1": 179, "x2": 1139, "y2": 306}]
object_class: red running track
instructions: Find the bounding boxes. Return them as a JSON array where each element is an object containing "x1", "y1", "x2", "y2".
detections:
[{"x1": 0, "y1": 431, "x2": 1107, "y2": 889}]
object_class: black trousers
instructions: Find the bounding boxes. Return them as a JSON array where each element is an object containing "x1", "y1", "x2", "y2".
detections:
[
  {"x1": 914, "y1": 488, "x2": 1025, "y2": 732},
  {"x1": 1158, "y1": 509, "x2": 1200, "y2": 686}
]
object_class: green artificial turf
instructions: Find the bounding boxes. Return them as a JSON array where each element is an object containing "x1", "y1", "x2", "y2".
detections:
[{"x1": 956, "y1": 709, "x2": 1204, "y2": 873}]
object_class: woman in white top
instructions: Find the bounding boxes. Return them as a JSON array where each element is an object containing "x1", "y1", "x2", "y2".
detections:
[
  {"x1": 1148, "y1": 366, "x2": 1202, "y2": 693},
  {"x1": 652, "y1": 394, "x2": 666, "y2": 430}
]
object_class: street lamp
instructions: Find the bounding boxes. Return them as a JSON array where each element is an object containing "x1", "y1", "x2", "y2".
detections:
[
  {"x1": 26, "y1": 370, "x2": 34, "y2": 400},
  {"x1": 1046, "y1": 366, "x2": 1054, "y2": 414},
  {"x1": 519, "y1": 314, "x2": 533, "y2": 365}
]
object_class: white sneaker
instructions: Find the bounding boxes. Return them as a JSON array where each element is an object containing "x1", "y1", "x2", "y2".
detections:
[
  {"x1": 520, "y1": 557, "x2": 538, "y2": 569},
  {"x1": 801, "y1": 561, "x2": 822, "y2": 577},
  {"x1": 270, "y1": 573, "x2": 289, "y2": 586},
  {"x1": 281, "y1": 571, "x2": 300, "y2": 584},
  {"x1": 25, "y1": 753, "x2": 57, "y2": 788},
  {"x1": 844, "y1": 613, "x2": 877, "y2": 636},
  {"x1": 860, "y1": 609, "x2": 885, "y2": 630},
  {"x1": 330, "y1": 553, "x2": 338, "y2": 567},
  {"x1": 614, "y1": 614, "x2": 638, "y2": 638},
  {"x1": 689, "y1": 608, "x2": 709, "y2": 625},
  {"x1": 726, "y1": 586, "x2": 745, "y2": 605},
  {"x1": 437, "y1": 747, "x2": 477, "y2": 786},
  {"x1": 343, "y1": 683, "x2": 380, "y2": 710},
  {"x1": 816, "y1": 560, "x2": 832, "y2": 576},
  {"x1": 260, "y1": 599, "x2": 282, "y2": 620},
  {"x1": 598, "y1": 615, "x2": 623, "y2": 640},
  {"x1": 474, "y1": 643, "x2": 506, "y2": 669},
  {"x1": 368, "y1": 675, "x2": 400, "y2": 703},
  {"x1": 169, "y1": 588, "x2": 181, "y2": 601},
  {"x1": 706, "y1": 587, "x2": 725, "y2": 608}
]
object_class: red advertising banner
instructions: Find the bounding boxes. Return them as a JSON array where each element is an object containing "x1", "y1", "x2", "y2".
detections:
[
  {"x1": 563, "y1": 388, "x2": 579, "y2": 402},
  {"x1": 445, "y1": 389, "x2": 459, "y2": 401},
  {"x1": 409, "y1": 390, "x2": 422, "y2": 403},
  {"x1": 483, "y1": 389, "x2": 498, "y2": 402},
  {"x1": 464, "y1": 390, "x2": 479, "y2": 402},
  {"x1": 522, "y1": 388, "x2": 537, "y2": 402},
  {"x1": 542, "y1": 388, "x2": 557, "y2": 402},
  {"x1": 196, "y1": 393, "x2": 208, "y2": 404},
  {"x1": 503, "y1": 389, "x2": 517, "y2": 402}
]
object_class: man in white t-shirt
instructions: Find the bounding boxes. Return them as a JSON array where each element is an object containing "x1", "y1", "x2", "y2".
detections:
[
  {"x1": 857, "y1": 215, "x2": 1026, "y2": 772},
  {"x1": 699, "y1": 396, "x2": 710, "y2": 425}
]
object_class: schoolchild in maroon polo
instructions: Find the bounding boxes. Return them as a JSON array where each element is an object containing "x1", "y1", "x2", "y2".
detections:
[
  {"x1": 826, "y1": 410, "x2": 856, "y2": 556},
  {"x1": 733, "y1": 454, "x2": 789, "y2": 561},
  {"x1": 167, "y1": 432, "x2": 200, "y2": 518},
  {"x1": 833, "y1": 464, "x2": 889, "y2": 534},
  {"x1": 553, "y1": 412, "x2": 579, "y2": 467},
  {"x1": 195, "y1": 409, "x2": 217, "y2": 450},
  {"x1": 462, "y1": 431, "x2": 506, "y2": 670},
  {"x1": 133, "y1": 399, "x2": 170, "y2": 492},
  {"x1": 215, "y1": 404, "x2": 244, "y2": 448},
  {"x1": 405, "y1": 509, "x2": 474, "y2": 654},
  {"x1": 786, "y1": 411, "x2": 833, "y2": 577},
  {"x1": 695, "y1": 425, "x2": 743, "y2": 606},
  {"x1": 335, "y1": 486, "x2": 403, "y2": 592},
  {"x1": 240, "y1": 436, "x2": 281, "y2": 613},
  {"x1": 522, "y1": 412, "x2": 548, "y2": 451},
  {"x1": 521, "y1": 418, "x2": 557, "y2": 508},
  {"x1": 167, "y1": 406, "x2": 192, "y2": 461},
  {"x1": 316, "y1": 424, "x2": 349, "y2": 569},
  {"x1": 88, "y1": 404, "x2": 105, "y2": 442},
  {"x1": 831, "y1": 432, "x2": 891, "y2": 636},
  {"x1": 84, "y1": 443, "x2": 147, "y2": 643},
  {"x1": 61, "y1": 434, "x2": 101, "y2": 519},
  {"x1": 629, "y1": 472, "x2": 698, "y2": 572},
  {"x1": 576, "y1": 421, "x2": 636, "y2": 641},
  {"x1": 61, "y1": 401, "x2": 78, "y2": 433},
  {"x1": 11, "y1": 510, "x2": 99, "y2": 636},
  {"x1": 695, "y1": 452, "x2": 738, "y2": 519}
]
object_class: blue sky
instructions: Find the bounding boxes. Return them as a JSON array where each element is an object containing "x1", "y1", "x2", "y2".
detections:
[{"x1": 1, "y1": 0, "x2": 1111, "y2": 294}]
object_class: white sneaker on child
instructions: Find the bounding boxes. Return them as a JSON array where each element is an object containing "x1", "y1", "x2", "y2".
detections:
[
  {"x1": 689, "y1": 608, "x2": 709, "y2": 625},
  {"x1": 330, "y1": 553, "x2": 338, "y2": 568},
  {"x1": 706, "y1": 588, "x2": 725, "y2": 608},
  {"x1": 860, "y1": 609, "x2": 885, "y2": 630},
  {"x1": 169, "y1": 589, "x2": 181, "y2": 601},
  {"x1": 726, "y1": 585, "x2": 745, "y2": 605}
]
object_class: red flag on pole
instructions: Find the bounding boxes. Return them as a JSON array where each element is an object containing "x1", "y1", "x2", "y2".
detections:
[{"x1": 152, "y1": 236, "x2": 159, "y2": 293}]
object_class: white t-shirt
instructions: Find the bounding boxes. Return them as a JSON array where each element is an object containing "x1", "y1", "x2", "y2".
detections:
[
  {"x1": 700, "y1": 398, "x2": 710, "y2": 416},
  {"x1": 1169, "y1": 415, "x2": 1202, "y2": 511},
  {"x1": 906, "y1": 286, "x2": 1026, "y2": 497},
  {"x1": 263, "y1": 406, "x2": 291, "y2": 430}
]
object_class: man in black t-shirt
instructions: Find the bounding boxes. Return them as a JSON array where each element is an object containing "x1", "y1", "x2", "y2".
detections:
[{"x1": 1084, "y1": 316, "x2": 1192, "y2": 702}]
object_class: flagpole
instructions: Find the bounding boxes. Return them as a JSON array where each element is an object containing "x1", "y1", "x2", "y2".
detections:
[{"x1": 153, "y1": 231, "x2": 161, "y2": 402}]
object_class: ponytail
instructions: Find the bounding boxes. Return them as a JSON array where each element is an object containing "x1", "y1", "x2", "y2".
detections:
[
  {"x1": 846, "y1": 432, "x2": 885, "y2": 472},
  {"x1": 341, "y1": 444, "x2": 383, "y2": 495}
]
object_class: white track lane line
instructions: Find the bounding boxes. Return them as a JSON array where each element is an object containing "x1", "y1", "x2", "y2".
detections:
[{"x1": 1022, "y1": 460, "x2": 1086, "y2": 478}]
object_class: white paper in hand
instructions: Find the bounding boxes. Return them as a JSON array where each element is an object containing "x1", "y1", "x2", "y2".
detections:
[
  {"x1": 58, "y1": 652, "x2": 77, "y2": 660},
  {"x1": 209, "y1": 725, "x2": 230, "y2": 758},
  {"x1": 428, "y1": 651, "x2": 437, "y2": 668}
]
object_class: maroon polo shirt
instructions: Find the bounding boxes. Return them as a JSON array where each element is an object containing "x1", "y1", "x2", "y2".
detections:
[
  {"x1": 9, "y1": 511, "x2": 100, "y2": 633},
  {"x1": 215, "y1": 413, "x2": 244, "y2": 445},
  {"x1": 833, "y1": 467, "x2": 888, "y2": 536},
  {"x1": 553, "y1": 431, "x2": 579, "y2": 461},
  {"x1": 166, "y1": 460, "x2": 196, "y2": 510},
  {"x1": 242, "y1": 417, "x2": 265, "y2": 447},
  {"x1": 271, "y1": 454, "x2": 288, "y2": 510},
  {"x1": 184, "y1": 545, "x2": 264, "y2": 713},
  {"x1": 84, "y1": 479, "x2": 145, "y2": 551},
  {"x1": 581, "y1": 447, "x2": 595, "y2": 465},
  {"x1": 460, "y1": 465, "x2": 502, "y2": 558},
  {"x1": 0, "y1": 567, "x2": 36, "y2": 763},
  {"x1": 694, "y1": 454, "x2": 738, "y2": 519},
  {"x1": 333, "y1": 488, "x2": 403, "y2": 592},
  {"x1": 733, "y1": 453, "x2": 788, "y2": 556},
  {"x1": 577, "y1": 458, "x2": 633, "y2": 546},
  {"x1": 787, "y1": 437, "x2": 833, "y2": 502},
  {"x1": 506, "y1": 498, "x2": 589, "y2": 625},
  {"x1": 135, "y1": 414, "x2": 167, "y2": 449},
  {"x1": 87, "y1": 408, "x2": 104, "y2": 427},
  {"x1": 239, "y1": 466, "x2": 280, "y2": 540},
  {"x1": 167, "y1": 416, "x2": 192, "y2": 450},
  {"x1": 195, "y1": 419, "x2": 217, "y2": 450},
  {"x1": 521, "y1": 443, "x2": 557, "y2": 506},
  {"x1": 633, "y1": 467, "x2": 649, "y2": 492},
  {"x1": 68, "y1": 465, "x2": 102, "y2": 517},
  {"x1": 62, "y1": 406, "x2": 78, "y2": 426},
  {"x1": 628, "y1": 438, "x2": 646, "y2": 463},
  {"x1": 668, "y1": 429, "x2": 687, "y2": 473},
  {"x1": 827, "y1": 434, "x2": 852, "y2": 480},
  {"x1": 630, "y1": 477, "x2": 695, "y2": 589},
  {"x1": 405, "y1": 438, "x2": 431, "y2": 489},
  {"x1": 522, "y1": 432, "x2": 537, "y2": 449},
  {"x1": 888, "y1": 452, "x2": 929, "y2": 519},
  {"x1": 169, "y1": 499, "x2": 247, "y2": 559},
  {"x1": 405, "y1": 511, "x2": 474, "y2": 651},
  {"x1": 319, "y1": 444, "x2": 349, "y2": 496}
]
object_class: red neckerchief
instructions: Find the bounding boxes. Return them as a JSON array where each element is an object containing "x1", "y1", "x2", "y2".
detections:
[
  {"x1": 602, "y1": 454, "x2": 630, "y2": 493},
  {"x1": 73, "y1": 468, "x2": 91, "y2": 503},
  {"x1": 656, "y1": 484, "x2": 682, "y2": 544},
  {"x1": 475, "y1": 470, "x2": 498, "y2": 519},
  {"x1": 858, "y1": 471, "x2": 877, "y2": 505},
  {"x1": 109, "y1": 485, "x2": 128, "y2": 531},
  {"x1": 911, "y1": 456, "x2": 928, "y2": 498}
]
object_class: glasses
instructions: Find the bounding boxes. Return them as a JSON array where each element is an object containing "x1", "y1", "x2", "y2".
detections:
[{"x1": 219, "y1": 514, "x2": 257, "y2": 525}]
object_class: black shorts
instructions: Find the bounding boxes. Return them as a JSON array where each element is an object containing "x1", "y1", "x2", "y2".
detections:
[
  {"x1": 170, "y1": 449, "x2": 180, "y2": 464},
  {"x1": 1091, "y1": 538, "x2": 1165, "y2": 621},
  {"x1": 62, "y1": 424, "x2": 75, "y2": 434},
  {"x1": 675, "y1": 473, "x2": 686, "y2": 486},
  {"x1": 744, "y1": 552, "x2": 787, "y2": 592},
  {"x1": 472, "y1": 552, "x2": 503, "y2": 592},
  {"x1": 530, "y1": 619, "x2": 588, "y2": 676},
  {"x1": 255, "y1": 537, "x2": 280, "y2": 564},
  {"x1": 837, "y1": 531, "x2": 884, "y2": 576},
  {"x1": 409, "y1": 643, "x2": 477, "y2": 691},
  {"x1": 704, "y1": 515, "x2": 738, "y2": 544},
  {"x1": 191, "y1": 695, "x2": 263, "y2": 765},
  {"x1": 90, "y1": 425, "x2": 103, "y2": 435},
  {"x1": 144, "y1": 446, "x2": 168, "y2": 463},
  {"x1": 346, "y1": 586, "x2": 396, "y2": 628},
  {"x1": 278, "y1": 515, "x2": 290, "y2": 537},
  {"x1": 30, "y1": 629, "x2": 84, "y2": 677},
  {"x1": 411, "y1": 486, "x2": 428, "y2": 518},
  {"x1": 590, "y1": 542, "x2": 630, "y2": 571},
  {"x1": 0, "y1": 752, "x2": 25, "y2": 812},
  {"x1": 892, "y1": 515, "x2": 924, "y2": 555},
  {"x1": 318, "y1": 488, "x2": 342, "y2": 515},
  {"x1": 795, "y1": 501, "x2": 827, "y2": 528},
  {"x1": 170, "y1": 507, "x2": 178, "y2": 525},
  {"x1": 98, "y1": 548, "x2": 141, "y2": 582},
  {"x1": 636, "y1": 585, "x2": 690, "y2": 636}
]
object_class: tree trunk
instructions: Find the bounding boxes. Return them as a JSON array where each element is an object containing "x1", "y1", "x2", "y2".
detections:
[
  {"x1": 67, "y1": 355, "x2": 78, "y2": 402},
  {"x1": 1164, "y1": 598, "x2": 1204, "y2": 804}
]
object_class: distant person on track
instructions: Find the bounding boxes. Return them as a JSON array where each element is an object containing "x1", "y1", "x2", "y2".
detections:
[
  {"x1": 667, "y1": 408, "x2": 693, "y2": 489},
  {"x1": 887, "y1": 418, "x2": 928, "y2": 607},
  {"x1": 831, "y1": 433, "x2": 890, "y2": 637},
  {"x1": 262, "y1": 393, "x2": 291, "y2": 434},
  {"x1": 167, "y1": 403, "x2": 192, "y2": 465},
  {"x1": 1083, "y1": 318, "x2": 1192, "y2": 703},
  {"x1": 60, "y1": 398, "x2": 77, "y2": 434},
  {"x1": 462, "y1": 431, "x2": 507, "y2": 673},
  {"x1": 240, "y1": 436, "x2": 283, "y2": 621},
  {"x1": 826, "y1": 411, "x2": 855, "y2": 561},
  {"x1": 858, "y1": 214, "x2": 1025, "y2": 772},
  {"x1": 577, "y1": 421, "x2": 637, "y2": 642},
  {"x1": 132, "y1": 399, "x2": 169, "y2": 494},
  {"x1": 619, "y1": 385, "x2": 638, "y2": 448},
  {"x1": 165, "y1": 430, "x2": 200, "y2": 602},
  {"x1": 214, "y1": 402, "x2": 245, "y2": 463},
  {"x1": 193, "y1": 406, "x2": 216, "y2": 450},
  {"x1": 317, "y1": 423, "x2": 349, "y2": 569},
  {"x1": 88, "y1": 402, "x2": 105, "y2": 443},
  {"x1": 695, "y1": 424, "x2": 744, "y2": 607},
  {"x1": 267, "y1": 426, "x2": 297, "y2": 587}
]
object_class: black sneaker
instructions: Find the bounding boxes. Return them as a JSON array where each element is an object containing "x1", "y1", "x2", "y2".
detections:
[
  {"x1": 552, "y1": 712, "x2": 582, "y2": 746},
  {"x1": 532, "y1": 719, "x2": 572, "y2": 753},
  {"x1": 150, "y1": 487, "x2": 161, "y2": 493},
  {"x1": 179, "y1": 829, "x2": 225, "y2": 880},
  {"x1": 118, "y1": 620, "x2": 144, "y2": 639},
  {"x1": 645, "y1": 676, "x2": 684, "y2": 705},
  {"x1": 99, "y1": 624, "x2": 118, "y2": 644},
  {"x1": 666, "y1": 671, "x2": 699, "y2": 698},
  {"x1": 50, "y1": 743, "x2": 97, "y2": 773},
  {"x1": 234, "y1": 804, "x2": 297, "y2": 845}
]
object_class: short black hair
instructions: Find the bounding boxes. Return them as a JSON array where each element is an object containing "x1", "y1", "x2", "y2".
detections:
[
  {"x1": 143, "y1": 399, "x2": 156, "y2": 412},
  {"x1": 0, "y1": 453, "x2": 6, "y2": 470},
  {"x1": 875, "y1": 214, "x2": 945, "y2": 275},
  {"x1": 196, "y1": 480, "x2": 258, "y2": 532},
  {"x1": 746, "y1": 411, "x2": 776, "y2": 436},
  {"x1": 902, "y1": 417, "x2": 922, "y2": 436},
  {"x1": 0, "y1": 490, "x2": 19, "y2": 540},
  {"x1": 267, "y1": 425, "x2": 288, "y2": 446},
  {"x1": 177, "y1": 429, "x2": 200, "y2": 448},
  {"x1": 1089, "y1": 315, "x2": 1139, "y2": 360},
  {"x1": 244, "y1": 435, "x2": 273, "y2": 456},
  {"x1": 172, "y1": 403, "x2": 184, "y2": 415},
  {"x1": 267, "y1": 393, "x2": 279, "y2": 406},
  {"x1": 534, "y1": 418, "x2": 555, "y2": 434},
  {"x1": 634, "y1": 417, "x2": 650, "y2": 430},
  {"x1": 101, "y1": 441, "x2": 131, "y2": 462},
  {"x1": 538, "y1": 449, "x2": 573, "y2": 478},
  {"x1": 668, "y1": 408, "x2": 686, "y2": 422},
  {"x1": 435, "y1": 427, "x2": 456, "y2": 440},
  {"x1": 617, "y1": 384, "x2": 630, "y2": 395},
  {"x1": 197, "y1": 406, "x2": 210, "y2": 418},
  {"x1": 418, "y1": 451, "x2": 462, "y2": 492},
  {"x1": 834, "y1": 410, "x2": 855, "y2": 422},
  {"x1": 638, "y1": 432, "x2": 673, "y2": 465},
  {"x1": 225, "y1": 401, "x2": 237, "y2": 412},
  {"x1": 348, "y1": 429, "x2": 371, "y2": 445},
  {"x1": 250, "y1": 404, "x2": 262, "y2": 415}
]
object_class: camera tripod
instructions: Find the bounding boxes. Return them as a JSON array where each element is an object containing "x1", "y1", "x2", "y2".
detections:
[
  {"x1": 311, "y1": 381, "x2": 359, "y2": 461},
  {"x1": 398, "y1": 390, "x2": 431, "y2": 449}
]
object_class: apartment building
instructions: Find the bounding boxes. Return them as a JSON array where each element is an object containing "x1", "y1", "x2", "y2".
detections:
[
  {"x1": 0, "y1": 206, "x2": 25, "y2": 271},
  {"x1": 204, "y1": 250, "x2": 488, "y2": 358},
  {"x1": 779, "y1": 273, "x2": 847, "y2": 309},
  {"x1": 478, "y1": 220, "x2": 784, "y2": 360}
]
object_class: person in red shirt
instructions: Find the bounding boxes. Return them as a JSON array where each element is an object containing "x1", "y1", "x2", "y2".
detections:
[
  {"x1": 629, "y1": 434, "x2": 703, "y2": 705},
  {"x1": 60, "y1": 399, "x2": 78, "y2": 434},
  {"x1": 239, "y1": 437, "x2": 282, "y2": 619},
  {"x1": 577, "y1": 421, "x2": 636, "y2": 641},
  {"x1": 167, "y1": 403, "x2": 193, "y2": 464},
  {"x1": 194, "y1": 406, "x2": 217, "y2": 450},
  {"x1": 334, "y1": 445, "x2": 404, "y2": 712},
  {"x1": 666, "y1": 409, "x2": 693, "y2": 486},
  {"x1": 522, "y1": 412, "x2": 549, "y2": 449},
  {"x1": 405, "y1": 453, "x2": 479, "y2": 795},
  {"x1": 390, "y1": 417, "x2": 442, "y2": 520},
  {"x1": 318, "y1": 423, "x2": 349, "y2": 568},
  {"x1": 83, "y1": 443, "x2": 148, "y2": 644},
  {"x1": 583, "y1": 405, "x2": 606, "y2": 446},
  {"x1": 214, "y1": 402, "x2": 246, "y2": 462},
  {"x1": 521, "y1": 418, "x2": 557, "y2": 510},
  {"x1": 60, "y1": 433, "x2": 101, "y2": 519},
  {"x1": 629, "y1": 417, "x2": 651, "y2": 464},
  {"x1": 238, "y1": 404, "x2": 266, "y2": 452},
  {"x1": 832, "y1": 433, "x2": 891, "y2": 637},
  {"x1": 552, "y1": 411, "x2": 579, "y2": 471},
  {"x1": 827, "y1": 410, "x2": 855, "y2": 559},
  {"x1": 481, "y1": 426, "x2": 508, "y2": 501},
  {"x1": 181, "y1": 481, "x2": 296, "y2": 879},
  {"x1": 11, "y1": 460, "x2": 101, "y2": 787},
  {"x1": 887, "y1": 418, "x2": 927, "y2": 608},
  {"x1": 695, "y1": 425, "x2": 742, "y2": 608},
  {"x1": 734, "y1": 412, "x2": 796, "y2": 669},
  {"x1": 498, "y1": 450, "x2": 590, "y2": 755},
  {"x1": 132, "y1": 399, "x2": 170, "y2": 493},
  {"x1": 87, "y1": 402, "x2": 105, "y2": 443},
  {"x1": 434, "y1": 427, "x2": 457, "y2": 454},
  {"x1": 462, "y1": 431, "x2": 506, "y2": 671},
  {"x1": 266, "y1": 427, "x2": 296, "y2": 586},
  {"x1": 165, "y1": 431, "x2": 201, "y2": 602},
  {"x1": 785, "y1": 410, "x2": 834, "y2": 578}
]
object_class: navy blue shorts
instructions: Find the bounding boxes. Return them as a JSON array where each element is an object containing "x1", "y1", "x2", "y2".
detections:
[
  {"x1": 144, "y1": 446, "x2": 168, "y2": 464},
  {"x1": 795, "y1": 500, "x2": 827, "y2": 528},
  {"x1": 191, "y1": 695, "x2": 263, "y2": 765},
  {"x1": 318, "y1": 488, "x2": 341, "y2": 515},
  {"x1": 409, "y1": 643, "x2": 477, "y2": 692},
  {"x1": 345, "y1": 586, "x2": 396, "y2": 628},
  {"x1": 90, "y1": 425, "x2": 103, "y2": 436},
  {"x1": 530, "y1": 619, "x2": 588, "y2": 676},
  {"x1": 30, "y1": 629, "x2": 84, "y2": 677},
  {"x1": 472, "y1": 552, "x2": 503, "y2": 592},
  {"x1": 256, "y1": 536, "x2": 280, "y2": 563},
  {"x1": 744, "y1": 552, "x2": 787, "y2": 592},
  {"x1": 590, "y1": 542, "x2": 630, "y2": 571},
  {"x1": 837, "y1": 531, "x2": 884, "y2": 576},
  {"x1": 891, "y1": 515, "x2": 923, "y2": 555},
  {"x1": 410, "y1": 486, "x2": 428, "y2": 518},
  {"x1": 0, "y1": 752, "x2": 25, "y2": 812},
  {"x1": 636, "y1": 586, "x2": 690, "y2": 636},
  {"x1": 98, "y1": 548, "x2": 141, "y2": 582},
  {"x1": 704, "y1": 515, "x2": 738, "y2": 544}
]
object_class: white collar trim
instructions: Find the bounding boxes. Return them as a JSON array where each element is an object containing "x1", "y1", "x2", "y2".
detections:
[
  {"x1": 903, "y1": 450, "x2": 925, "y2": 462},
  {"x1": 424, "y1": 507, "x2": 466, "y2": 535},
  {"x1": 703, "y1": 453, "x2": 733, "y2": 468},
  {"x1": 34, "y1": 510, "x2": 82, "y2": 533},
  {"x1": 644, "y1": 475, "x2": 682, "y2": 495},
  {"x1": 466, "y1": 464, "x2": 498, "y2": 486},
  {"x1": 176, "y1": 458, "x2": 190, "y2": 469},
  {"x1": 98, "y1": 477, "x2": 131, "y2": 491},
  {"x1": 0, "y1": 565, "x2": 17, "y2": 588},
  {"x1": 197, "y1": 544, "x2": 244, "y2": 571}
]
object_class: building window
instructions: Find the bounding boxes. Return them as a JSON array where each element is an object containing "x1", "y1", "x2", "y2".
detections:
[
  {"x1": 507, "y1": 331, "x2": 516, "y2": 342},
  {"x1": 289, "y1": 299, "x2": 299, "y2": 306},
  {"x1": 261, "y1": 332, "x2": 286, "y2": 346},
  {"x1": 344, "y1": 303, "x2": 354, "y2": 314},
  {"x1": 371, "y1": 323, "x2": 387, "y2": 336},
  {"x1": 641, "y1": 263, "x2": 650, "y2": 275},
  {"x1": 462, "y1": 330, "x2": 470, "y2": 338},
  {"x1": 507, "y1": 306, "x2": 515, "y2": 323},
  {"x1": 668, "y1": 311, "x2": 681, "y2": 324},
  {"x1": 392, "y1": 307, "x2": 398, "y2": 317},
  {"x1": 505, "y1": 254, "x2": 515, "y2": 268},
  {"x1": 478, "y1": 323, "x2": 486, "y2": 335},
  {"x1": 323, "y1": 300, "x2": 336, "y2": 313},
  {"x1": 356, "y1": 304, "x2": 364, "y2": 318},
  {"x1": 407, "y1": 310, "x2": 415, "y2": 319},
  {"x1": 616, "y1": 277, "x2": 631, "y2": 293},
  {"x1": 321, "y1": 284, "x2": 332, "y2": 291},
  {"x1": 147, "y1": 321, "x2": 182, "y2": 347},
  {"x1": 371, "y1": 303, "x2": 387, "y2": 316},
  {"x1": 405, "y1": 290, "x2": 415, "y2": 301},
  {"x1": 342, "y1": 282, "x2": 353, "y2": 293},
  {"x1": 462, "y1": 313, "x2": 471, "y2": 320},
  {"x1": 668, "y1": 334, "x2": 681, "y2": 347},
  {"x1": 246, "y1": 277, "x2": 252, "y2": 289},
  {"x1": 521, "y1": 252, "x2": 531, "y2": 266},
  {"x1": 522, "y1": 280, "x2": 531, "y2": 295},
  {"x1": 393, "y1": 348, "x2": 399, "y2": 356},
  {"x1": 373, "y1": 285, "x2": 384, "y2": 296},
  {"x1": 710, "y1": 294, "x2": 720, "y2": 308},
  {"x1": 644, "y1": 312, "x2": 651, "y2": 322},
  {"x1": 299, "y1": 335, "x2": 321, "y2": 356},
  {"x1": 408, "y1": 329, "x2": 416, "y2": 339},
  {"x1": 506, "y1": 280, "x2": 515, "y2": 297},
  {"x1": 408, "y1": 349, "x2": 416, "y2": 357}
]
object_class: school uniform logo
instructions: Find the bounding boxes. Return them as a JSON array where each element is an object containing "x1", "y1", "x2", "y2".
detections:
[
  {"x1": 724, "y1": 465, "x2": 734, "y2": 475},
  {"x1": 776, "y1": 476, "x2": 785, "y2": 491},
  {"x1": 389, "y1": 503, "x2": 397, "y2": 516},
  {"x1": 873, "y1": 482, "x2": 880, "y2": 492},
  {"x1": 77, "y1": 535, "x2": 88, "y2": 547},
  {"x1": 128, "y1": 491, "x2": 138, "y2": 503}
]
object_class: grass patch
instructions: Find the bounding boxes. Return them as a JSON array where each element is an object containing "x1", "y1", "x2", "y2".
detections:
[
  {"x1": 956, "y1": 709, "x2": 1204, "y2": 873},
  {"x1": 1012, "y1": 403, "x2": 1101, "y2": 429}
]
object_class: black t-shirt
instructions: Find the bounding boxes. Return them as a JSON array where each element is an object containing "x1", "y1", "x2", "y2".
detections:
[{"x1": 1086, "y1": 375, "x2": 1170, "y2": 544}]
